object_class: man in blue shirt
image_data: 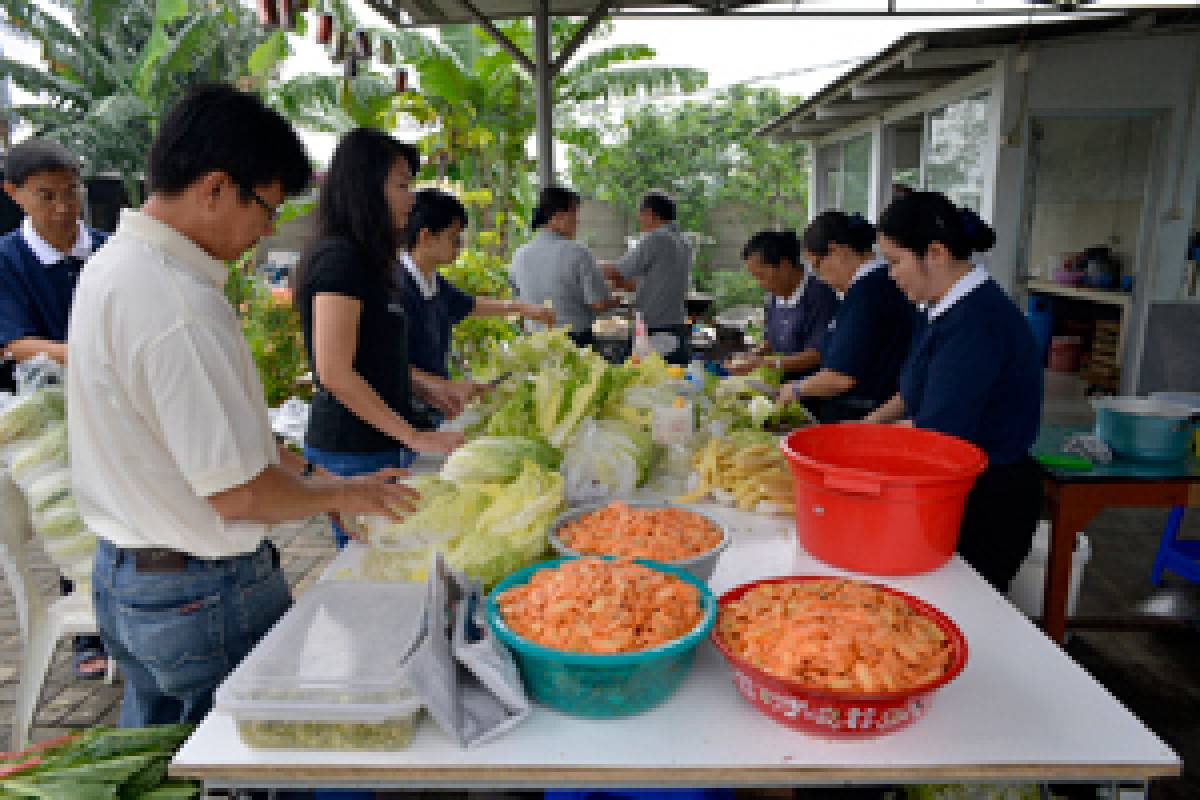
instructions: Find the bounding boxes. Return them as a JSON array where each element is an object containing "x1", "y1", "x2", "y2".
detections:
[{"x1": 1, "y1": 138, "x2": 109, "y2": 678}]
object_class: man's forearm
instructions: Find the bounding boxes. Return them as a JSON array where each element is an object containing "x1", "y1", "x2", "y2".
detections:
[
  {"x1": 4, "y1": 337, "x2": 67, "y2": 365},
  {"x1": 208, "y1": 463, "x2": 344, "y2": 524}
]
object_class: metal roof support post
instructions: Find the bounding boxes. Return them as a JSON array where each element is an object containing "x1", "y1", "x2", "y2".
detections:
[{"x1": 534, "y1": 0, "x2": 554, "y2": 188}]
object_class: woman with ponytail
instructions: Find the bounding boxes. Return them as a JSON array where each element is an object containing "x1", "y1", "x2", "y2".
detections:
[
  {"x1": 727, "y1": 230, "x2": 839, "y2": 382},
  {"x1": 778, "y1": 211, "x2": 918, "y2": 422},
  {"x1": 510, "y1": 186, "x2": 616, "y2": 348},
  {"x1": 869, "y1": 190, "x2": 1043, "y2": 591}
]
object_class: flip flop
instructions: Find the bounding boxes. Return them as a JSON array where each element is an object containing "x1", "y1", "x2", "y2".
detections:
[{"x1": 71, "y1": 646, "x2": 108, "y2": 681}]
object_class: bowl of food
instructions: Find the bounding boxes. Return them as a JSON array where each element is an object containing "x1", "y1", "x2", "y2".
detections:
[
  {"x1": 549, "y1": 501, "x2": 732, "y2": 583},
  {"x1": 486, "y1": 557, "x2": 717, "y2": 717},
  {"x1": 712, "y1": 576, "x2": 967, "y2": 738}
]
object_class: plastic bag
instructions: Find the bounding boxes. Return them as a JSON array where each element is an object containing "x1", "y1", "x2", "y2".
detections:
[
  {"x1": 268, "y1": 396, "x2": 310, "y2": 449},
  {"x1": 13, "y1": 353, "x2": 64, "y2": 395},
  {"x1": 562, "y1": 418, "x2": 640, "y2": 506}
]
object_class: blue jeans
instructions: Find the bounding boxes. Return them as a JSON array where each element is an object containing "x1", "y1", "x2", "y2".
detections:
[
  {"x1": 303, "y1": 446, "x2": 416, "y2": 549},
  {"x1": 92, "y1": 538, "x2": 292, "y2": 728}
]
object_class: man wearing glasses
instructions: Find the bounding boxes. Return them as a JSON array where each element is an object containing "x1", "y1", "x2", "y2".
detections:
[{"x1": 0, "y1": 138, "x2": 111, "y2": 680}]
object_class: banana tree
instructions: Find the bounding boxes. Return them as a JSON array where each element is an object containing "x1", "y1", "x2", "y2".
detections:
[{"x1": 0, "y1": 0, "x2": 271, "y2": 204}]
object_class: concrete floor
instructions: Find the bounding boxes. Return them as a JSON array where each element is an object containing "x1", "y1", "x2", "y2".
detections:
[{"x1": 1, "y1": 370, "x2": 1195, "y2": 799}]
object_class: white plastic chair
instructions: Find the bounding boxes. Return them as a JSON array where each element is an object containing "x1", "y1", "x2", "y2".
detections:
[{"x1": 0, "y1": 470, "x2": 111, "y2": 749}]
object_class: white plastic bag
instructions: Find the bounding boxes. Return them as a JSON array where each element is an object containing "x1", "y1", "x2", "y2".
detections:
[{"x1": 562, "y1": 418, "x2": 639, "y2": 507}]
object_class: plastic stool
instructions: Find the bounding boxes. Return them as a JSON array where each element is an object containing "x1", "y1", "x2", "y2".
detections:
[
  {"x1": 1149, "y1": 506, "x2": 1200, "y2": 585},
  {"x1": 545, "y1": 791, "x2": 734, "y2": 800}
]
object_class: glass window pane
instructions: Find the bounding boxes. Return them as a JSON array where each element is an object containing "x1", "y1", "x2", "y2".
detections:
[
  {"x1": 925, "y1": 92, "x2": 991, "y2": 213},
  {"x1": 842, "y1": 133, "x2": 872, "y2": 217}
]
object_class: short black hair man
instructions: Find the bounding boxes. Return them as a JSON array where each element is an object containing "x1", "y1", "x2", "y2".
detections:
[{"x1": 0, "y1": 138, "x2": 111, "y2": 679}]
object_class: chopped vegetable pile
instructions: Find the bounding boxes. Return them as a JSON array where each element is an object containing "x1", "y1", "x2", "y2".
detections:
[
  {"x1": 497, "y1": 558, "x2": 703, "y2": 654},
  {"x1": 558, "y1": 502, "x2": 722, "y2": 562},
  {"x1": 717, "y1": 579, "x2": 954, "y2": 693}
]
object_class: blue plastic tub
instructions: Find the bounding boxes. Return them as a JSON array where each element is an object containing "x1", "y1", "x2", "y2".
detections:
[{"x1": 486, "y1": 557, "x2": 717, "y2": 718}]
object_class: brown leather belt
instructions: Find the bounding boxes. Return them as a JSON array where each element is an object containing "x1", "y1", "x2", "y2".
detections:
[{"x1": 128, "y1": 541, "x2": 278, "y2": 573}]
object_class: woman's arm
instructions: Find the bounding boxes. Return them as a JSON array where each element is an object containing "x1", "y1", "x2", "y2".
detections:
[
  {"x1": 312, "y1": 293, "x2": 463, "y2": 454},
  {"x1": 778, "y1": 369, "x2": 856, "y2": 403},
  {"x1": 472, "y1": 297, "x2": 557, "y2": 326},
  {"x1": 862, "y1": 393, "x2": 906, "y2": 425}
]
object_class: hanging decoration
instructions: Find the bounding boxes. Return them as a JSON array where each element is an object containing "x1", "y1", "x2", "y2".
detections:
[
  {"x1": 315, "y1": 12, "x2": 334, "y2": 44},
  {"x1": 256, "y1": 0, "x2": 279, "y2": 27},
  {"x1": 379, "y1": 39, "x2": 396, "y2": 66},
  {"x1": 333, "y1": 30, "x2": 349, "y2": 61},
  {"x1": 353, "y1": 30, "x2": 372, "y2": 60},
  {"x1": 394, "y1": 67, "x2": 408, "y2": 94}
]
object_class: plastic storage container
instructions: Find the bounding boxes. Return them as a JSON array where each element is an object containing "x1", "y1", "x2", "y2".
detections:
[
  {"x1": 781, "y1": 425, "x2": 987, "y2": 576},
  {"x1": 215, "y1": 581, "x2": 424, "y2": 750},
  {"x1": 1091, "y1": 396, "x2": 1199, "y2": 462},
  {"x1": 711, "y1": 576, "x2": 968, "y2": 738},
  {"x1": 486, "y1": 558, "x2": 716, "y2": 718},
  {"x1": 1007, "y1": 521, "x2": 1091, "y2": 620},
  {"x1": 1048, "y1": 336, "x2": 1082, "y2": 372}
]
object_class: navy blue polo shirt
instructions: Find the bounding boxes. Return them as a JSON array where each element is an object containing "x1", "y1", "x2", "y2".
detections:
[
  {"x1": 899, "y1": 276, "x2": 1043, "y2": 465},
  {"x1": 819, "y1": 261, "x2": 917, "y2": 409},
  {"x1": 0, "y1": 223, "x2": 108, "y2": 349},
  {"x1": 394, "y1": 254, "x2": 476, "y2": 379}
]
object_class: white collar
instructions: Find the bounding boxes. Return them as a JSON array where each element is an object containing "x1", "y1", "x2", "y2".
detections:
[
  {"x1": 116, "y1": 209, "x2": 226, "y2": 288},
  {"x1": 847, "y1": 258, "x2": 886, "y2": 291},
  {"x1": 772, "y1": 270, "x2": 812, "y2": 308},
  {"x1": 928, "y1": 265, "x2": 990, "y2": 321},
  {"x1": 400, "y1": 251, "x2": 438, "y2": 300},
  {"x1": 21, "y1": 218, "x2": 93, "y2": 266}
]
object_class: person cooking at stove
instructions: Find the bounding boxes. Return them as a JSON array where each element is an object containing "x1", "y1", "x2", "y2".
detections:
[
  {"x1": 724, "y1": 230, "x2": 839, "y2": 384},
  {"x1": 864, "y1": 191, "x2": 1043, "y2": 591},
  {"x1": 778, "y1": 211, "x2": 917, "y2": 423}
]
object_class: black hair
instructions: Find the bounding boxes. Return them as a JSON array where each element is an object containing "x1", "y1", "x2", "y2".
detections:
[
  {"x1": 4, "y1": 139, "x2": 80, "y2": 187},
  {"x1": 532, "y1": 186, "x2": 580, "y2": 230},
  {"x1": 878, "y1": 191, "x2": 996, "y2": 260},
  {"x1": 147, "y1": 83, "x2": 312, "y2": 198},
  {"x1": 403, "y1": 188, "x2": 468, "y2": 250},
  {"x1": 802, "y1": 211, "x2": 877, "y2": 257},
  {"x1": 299, "y1": 127, "x2": 420, "y2": 287},
  {"x1": 742, "y1": 230, "x2": 802, "y2": 269},
  {"x1": 640, "y1": 190, "x2": 676, "y2": 222}
]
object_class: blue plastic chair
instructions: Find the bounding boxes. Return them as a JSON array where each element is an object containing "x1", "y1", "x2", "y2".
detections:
[{"x1": 1149, "y1": 506, "x2": 1200, "y2": 585}]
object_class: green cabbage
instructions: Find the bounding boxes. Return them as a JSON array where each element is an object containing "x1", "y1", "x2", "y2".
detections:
[
  {"x1": 10, "y1": 421, "x2": 68, "y2": 483},
  {"x1": 439, "y1": 436, "x2": 560, "y2": 484},
  {"x1": 28, "y1": 468, "x2": 74, "y2": 512},
  {"x1": 484, "y1": 381, "x2": 538, "y2": 438},
  {"x1": 0, "y1": 388, "x2": 64, "y2": 444},
  {"x1": 33, "y1": 502, "x2": 85, "y2": 539}
]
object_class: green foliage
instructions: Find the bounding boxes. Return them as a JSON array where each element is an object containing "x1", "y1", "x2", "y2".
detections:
[
  {"x1": 566, "y1": 84, "x2": 809, "y2": 247},
  {"x1": 692, "y1": 265, "x2": 764, "y2": 314},
  {"x1": 440, "y1": 246, "x2": 520, "y2": 374},
  {"x1": 0, "y1": 0, "x2": 276, "y2": 205}
]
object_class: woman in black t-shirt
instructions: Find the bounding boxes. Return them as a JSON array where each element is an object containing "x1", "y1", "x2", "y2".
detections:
[{"x1": 295, "y1": 128, "x2": 466, "y2": 548}]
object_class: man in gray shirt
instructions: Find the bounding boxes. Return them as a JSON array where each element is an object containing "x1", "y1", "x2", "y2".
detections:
[
  {"x1": 603, "y1": 190, "x2": 693, "y2": 364},
  {"x1": 510, "y1": 187, "x2": 615, "y2": 347}
]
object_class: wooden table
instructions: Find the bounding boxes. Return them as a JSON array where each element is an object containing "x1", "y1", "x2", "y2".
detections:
[
  {"x1": 1036, "y1": 426, "x2": 1200, "y2": 643},
  {"x1": 171, "y1": 506, "x2": 1180, "y2": 792}
]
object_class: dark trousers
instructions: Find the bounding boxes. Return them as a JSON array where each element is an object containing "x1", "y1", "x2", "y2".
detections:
[{"x1": 957, "y1": 455, "x2": 1043, "y2": 592}]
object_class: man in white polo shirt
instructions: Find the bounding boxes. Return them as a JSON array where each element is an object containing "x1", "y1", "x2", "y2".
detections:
[{"x1": 67, "y1": 85, "x2": 418, "y2": 727}]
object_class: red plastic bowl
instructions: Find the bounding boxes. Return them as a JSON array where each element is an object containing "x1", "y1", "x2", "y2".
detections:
[
  {"x1": 781, "y1": 425, "x2": 987, "y2": 575},
  {"x1": 711, "y1": 576, "x2": 968, "y2": 738}
]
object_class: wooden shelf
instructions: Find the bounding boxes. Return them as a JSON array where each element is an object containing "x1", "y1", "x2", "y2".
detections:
[{"x1": 1025, "y1": 280, "x2": 1133, "y2": 309}]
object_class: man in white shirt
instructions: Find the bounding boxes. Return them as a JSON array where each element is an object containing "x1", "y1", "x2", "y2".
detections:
[{"x1": 67, "y1": 85, "x2": 418, "y2": 727}]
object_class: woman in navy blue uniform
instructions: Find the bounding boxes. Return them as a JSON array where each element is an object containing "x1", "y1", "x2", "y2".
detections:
[
  {"x1": 779, "y1": 212, "x2": 916, "y2": 423},
  {"x1": 726, "y1": 230, "x2": 839, "y2": 383},
  {"x1": 867, "y1": 191, "x2": 1043, "y2": 591}
]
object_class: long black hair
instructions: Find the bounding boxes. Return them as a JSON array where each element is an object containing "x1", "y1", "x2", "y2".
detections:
[
  {"x1": 532, "y1": 186, "x2": 580, "y2": 230},
  {"x1": 298, "y1": 128, "x2": 420, "y2": 288},
  {"x1": 742, "y1": 230, "x2": 802, "y2": 268},
  {"x1": 878, "y1": 191, "x2": 995, "y2": 260},
  {"x1": 802, "y1": 211, "x2": 877, "y2": 257},
  {"x1": 402, "y1": 188, "x2": 468, "y2": 250}
]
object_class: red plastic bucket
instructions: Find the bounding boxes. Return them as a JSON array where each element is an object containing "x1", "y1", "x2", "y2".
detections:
[{"x1": 781, "y1": 425, "x2": 987, "y2": 575}]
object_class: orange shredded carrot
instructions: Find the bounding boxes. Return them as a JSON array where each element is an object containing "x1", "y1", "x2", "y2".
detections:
[
  {"x1": 717, "y1": 579, "x2": 952, "y2": 692},
  {"x1": 558, "y1": 502, "x2": 723, "y2": 562},
  {"x1": 497, "y1": 558, "x2": 703, "y2": 654}
]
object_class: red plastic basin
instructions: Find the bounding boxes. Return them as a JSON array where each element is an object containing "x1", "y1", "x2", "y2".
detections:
[
  {"x1": 712, "y1": 576, "x2": 968, "y2": 738},
  {"x1": 781, "y1": 425, "x2": 987, "y2": 575}
]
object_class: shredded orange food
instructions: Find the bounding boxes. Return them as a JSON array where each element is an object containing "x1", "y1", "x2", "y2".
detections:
[
  {"x1": 558, "y1": 502, "x2": 723, "y2": 562},
  {"x1": 717, "y1": 579, "x2": 953, "y2": 693},
  {"x1": 497, "y1": 558, "x2": 704, "y2": 654}
]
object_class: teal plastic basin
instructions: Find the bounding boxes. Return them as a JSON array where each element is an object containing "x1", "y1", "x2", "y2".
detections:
[{"x1": 485, "y1": 557, "x2": 717, "y2": 718}]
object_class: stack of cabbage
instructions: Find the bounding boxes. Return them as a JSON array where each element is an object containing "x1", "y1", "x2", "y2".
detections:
[
  {"x1": 0, "y1": 387, "x2": 95, "y2": 593},
  {"x1": 356, "y1": 438, "x2": 565, "y2": 588}
]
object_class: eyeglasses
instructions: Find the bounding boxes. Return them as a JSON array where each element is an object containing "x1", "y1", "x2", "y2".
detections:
[
  {"x1": 241, "y1": 185, "x2": 279, "y2": 223},
  {"x1": 32, "y1": 186, "x2": 84, "y2": 208}
]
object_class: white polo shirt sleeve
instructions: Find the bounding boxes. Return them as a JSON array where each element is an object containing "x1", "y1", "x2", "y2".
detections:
[{"x1": 134, "y1": 317, "x2": 278, "y2": 498}]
